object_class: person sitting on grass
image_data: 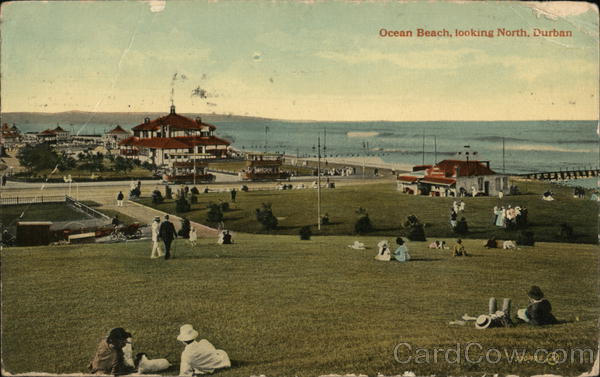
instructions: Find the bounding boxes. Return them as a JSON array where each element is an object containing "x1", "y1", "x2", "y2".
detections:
[
  {"x1": 516, "y1": 285, "x2": 558, "y2": 326},
  {"x1": 428, "y1": 240, "x2": 447, "y2": 249},
  {"x1": 393, "y1": 237, "x2": 411, "y2": 262},
  {"x1": 374, "y1": 240, "x2": 391, "y2": 261},
  {"x1": 89, "y1": 327, "x2": 135, "y2": 375},
  {"x1": 177, "y1": 324, "x2": 231, "y2": 376},
  {"x1": 218, "y1": 230, "x2": 233, "y2": 244},
  {"x1": 455, "y1": 298, "x2": 513, "y2": 329},
  {"x1": 484, "y1": 236, "x2": 497, "y2": 249},
  {"x1": 453, "y1": 239, "x2": 468, "y2": 257}
]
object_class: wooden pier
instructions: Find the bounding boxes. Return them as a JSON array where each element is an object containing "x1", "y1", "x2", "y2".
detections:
[{"x1": 518, "y1": 168, "x2": 599, "y2": 181}]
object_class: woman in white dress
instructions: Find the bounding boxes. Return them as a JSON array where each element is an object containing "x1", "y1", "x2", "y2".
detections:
[{"x1": 374, "y1": 240, "x2": 391, "y2": 261}]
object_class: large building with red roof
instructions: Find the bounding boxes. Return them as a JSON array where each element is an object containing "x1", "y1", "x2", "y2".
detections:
[
  {"x1": 1, "y1": 123, "x2": 22, "y2": 150},
  {"x1": 118, "y1": 105, "x2": 231, "y2": 167},
  {"x1": 36, "y1": 125, "x2": 70, "y2": 144},
  {"x1": 397, "y1": 157, "x2": 509, "y2": 197}
]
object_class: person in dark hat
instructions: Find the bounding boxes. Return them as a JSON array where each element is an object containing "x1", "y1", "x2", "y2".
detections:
[
  {"x1": 89, "y1": 327, "x2": 135, "y2": 375},
  {"x1": 159, "y1": 214, "x2": 177, "y2": 260},
  {"x1": 516, "y1": 285, "x2": 558, "y2": 326}
]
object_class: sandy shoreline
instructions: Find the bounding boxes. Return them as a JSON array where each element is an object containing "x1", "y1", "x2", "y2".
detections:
[{"x1": 292, "y1": 155, "x2": 413, "y2": 172}]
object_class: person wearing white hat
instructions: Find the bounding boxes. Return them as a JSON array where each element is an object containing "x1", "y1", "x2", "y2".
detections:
[
  {"x1": 374, "y1": 240, "x2": 391, "y2": 261},
  {"x1": 177, "y1": 324, "x2": 231, "y2": 376},
  {"x1": 151, "y1": 216, "x2": 163, "y2": 259}
]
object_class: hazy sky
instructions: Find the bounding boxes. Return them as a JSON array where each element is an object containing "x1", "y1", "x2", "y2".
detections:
[{"x1": 1, "y1": 1, "x2": 598, "y2": 121}]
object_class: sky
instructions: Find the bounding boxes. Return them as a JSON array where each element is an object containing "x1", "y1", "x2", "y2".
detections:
[{"x1": 0, "y1": 0, "x2": 598, "y2": 121}]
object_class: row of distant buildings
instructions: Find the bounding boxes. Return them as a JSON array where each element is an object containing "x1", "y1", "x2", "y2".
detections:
[{"x1": 2, "y1": 105, "x2": 233, "y2": 162}]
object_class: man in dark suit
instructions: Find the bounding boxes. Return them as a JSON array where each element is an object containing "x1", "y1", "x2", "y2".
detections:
[{"x1": 159, "y1": 215, "x2": 177, "y2": 260}]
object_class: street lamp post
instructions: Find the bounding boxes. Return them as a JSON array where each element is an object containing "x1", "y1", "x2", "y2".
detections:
[{"x1": 317, "y1": 136, "x2": 322, "y2": 231}]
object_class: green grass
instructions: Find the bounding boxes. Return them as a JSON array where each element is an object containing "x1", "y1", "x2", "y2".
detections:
[
  {"x1": 81, "y1": 201, "x2": 139, "y2": 226},
  {"x1": 1, "y1": 236, "x2": 597, "y2": 376},
  {"x1": 140, "y1": 180, "x2": 597, "y2": 243},
  {"x1": 0, "y1": 202, "x2": 89, "y2": 227}
]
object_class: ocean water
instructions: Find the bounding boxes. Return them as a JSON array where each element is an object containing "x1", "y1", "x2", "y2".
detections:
[{"x1": 18, "y1": 120, "x2": 598, "y2": 175}]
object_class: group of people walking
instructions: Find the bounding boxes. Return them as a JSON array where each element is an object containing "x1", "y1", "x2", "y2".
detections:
[{"x1": 151, "y1": 215, "x2": 177, "y2": 260}]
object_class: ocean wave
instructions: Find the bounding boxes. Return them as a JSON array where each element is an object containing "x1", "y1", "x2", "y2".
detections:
[
  {"x1": 474, "y1": 136, "x2": 525, "y2": 142},
  {"x1": 346, "y1": 131, "x2": 379, "y2": 138},
  {"x1": 502, "y1": 144, "x2": 595, "y2": 153}
]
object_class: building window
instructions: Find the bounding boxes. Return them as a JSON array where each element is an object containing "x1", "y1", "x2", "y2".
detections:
[
  {"x1": 502, "y1": 176, "x2": 508, "y2": 189},
  {"x1": 477, "y1": 177, "x2": 484, "y2": 191}
]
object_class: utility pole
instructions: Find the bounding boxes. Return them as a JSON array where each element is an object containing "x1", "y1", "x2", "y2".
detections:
[
  {"x1": 502, "y1": 137, "x2": 505, "y2": 174},
  {"x1": 422, "y1": 131, "x2": 425, "y2": 165},
  {"x1": 434, "y1": 135, "x2": 437, "y2": 164},
  {"x1": 264, "y1": 126, "x2": 269, "y2": 153},
  {"x1": 317, "y1": 135, "x2": 322, "y2": 231},
  {"x1": 193, "y1": 150, "x2": 196, "y2": 186}
]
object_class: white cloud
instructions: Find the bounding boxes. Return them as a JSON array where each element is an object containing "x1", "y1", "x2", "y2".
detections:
[
  {"x1": 145, "y1": 0, "x2": 166, "y2": 13},
  {"x1": 526, "y1": 2, "x2": 597, "y2": 20}
]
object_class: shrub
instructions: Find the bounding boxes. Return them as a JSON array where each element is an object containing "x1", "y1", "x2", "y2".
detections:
[
  {"x1": 255, "y1": 203, "x2": 278, "y2": 230},
  {"x1": 299, "y1": 226, "x2": 312, "y2": 240},
  {"x1": 558, "y1": 223, "x2": 574, "y2": 241},
  {"x1": 454, "y1": 218, "x2": 469, "y2": 235},
  {"x1": 175, "y1": 196, "x2": 191, "y2": 213},
  {"x1": 354, "y1": 215, "x2": 373, "y2": 234},
  {"x1": 165, "y1": 185, "x2": 172, "y2": 199},
  {"x1": 151, "y1": 189, "x2": 164, "y2": 204},
  {"x1": 517, "y1": 231, "x2": 535, "y2": 246},
  {"x1": 178, "y1": 218, "x2": 191, "y2": 238},
  {"x1": 403, "y1": 215, "x2": 426, "y2": 241},
  {"x1": 129, "y1": 187, "x2": 141, "y2": 199},
  {"x1": 220, "y1": 201, "x2": 230, "y2": 212},
  {"x1": 206, "y1": 202, "x2": 224, "y2": 223}
]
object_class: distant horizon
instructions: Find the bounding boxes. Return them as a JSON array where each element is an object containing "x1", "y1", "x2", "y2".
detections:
[{"x1": 1, "y1": 110, "x2": 597, "y2": 124}]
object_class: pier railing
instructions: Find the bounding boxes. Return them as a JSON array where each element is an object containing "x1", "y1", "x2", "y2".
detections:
[{"x1": 517, "y1": 168, "x2": 599, "y2": 181}]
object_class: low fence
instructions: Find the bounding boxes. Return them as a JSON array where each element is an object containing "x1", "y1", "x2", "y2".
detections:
[
  {"x1": 0, "y1": 195, "x2": 66, "y2": 206},
  {"x1": 65, "y1": 196, "x2": 111, "y2": 220}
]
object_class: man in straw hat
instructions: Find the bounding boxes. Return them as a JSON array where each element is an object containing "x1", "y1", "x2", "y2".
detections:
[
  {"x1": 516, "y1": 285, "x2": 558, "y2": 326},
  {"x1": 151, "y1": 216, "x2": 163, "y2": 259},
  {"x1": 177, "y1": 324, "x2": 231, "y2": 376}
]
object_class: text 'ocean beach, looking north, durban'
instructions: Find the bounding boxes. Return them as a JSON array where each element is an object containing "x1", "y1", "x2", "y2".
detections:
[{"x1": 379, "y1": 28, "x2": 573, "y2": 38}]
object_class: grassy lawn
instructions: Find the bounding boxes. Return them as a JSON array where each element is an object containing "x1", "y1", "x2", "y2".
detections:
[
  {"x1": 81, "y1": 201, "x2": 139, "y2": 226},
  {"x1": 139, "y1": 180, "x2": 597, "y2": 244},
  {"x1": 1, "y1": 236, "x2": 597, "y2": 376},
  {"x1": 0, "y1": 202, "x2": 89, "y2": 227}
]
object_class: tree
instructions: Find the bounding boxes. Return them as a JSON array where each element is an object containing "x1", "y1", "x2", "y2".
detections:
[
  {"x1": 206, "y1": 202, "x2": 224, "y2": 223},
  {"x1": 114, "y1": 156, "x2": 134, "y2": 173},
  {"x1": 175, "y1": 196, "x2": 191, "y2": 213},
  {"x1": 255, "y1": 203, "x2": 278, "y2": 230},
  {"x1": 299, "y1": 226, "x2": 312, "y2": 240},
  {"x1": 354, "y1": 214, "x2": 373, "y2": 234},
  {"x1": 17, "y1": 144, "x2": 59, "y2": 172},
  {"x1": 57, "y1": 152, "x2": 77, "y2": 171}
]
